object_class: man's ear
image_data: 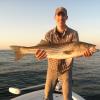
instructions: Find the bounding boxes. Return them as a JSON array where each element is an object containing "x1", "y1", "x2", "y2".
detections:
[{"x1": 66, "y1": 16, "x2": 68, "y2": 20}]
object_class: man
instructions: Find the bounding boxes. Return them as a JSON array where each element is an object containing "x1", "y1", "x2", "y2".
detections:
[{"x1": 35, "y1": 7, "x2": 93, "y2": 100}]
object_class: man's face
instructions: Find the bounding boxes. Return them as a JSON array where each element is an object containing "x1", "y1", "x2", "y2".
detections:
[{"x1": 55, "y1": 12, "x2": 68, "y2": 27}]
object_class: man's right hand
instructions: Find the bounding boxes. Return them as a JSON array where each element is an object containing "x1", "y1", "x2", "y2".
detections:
[{"x1": 35, "y1": 49, "x2": 47, "y2": 60}]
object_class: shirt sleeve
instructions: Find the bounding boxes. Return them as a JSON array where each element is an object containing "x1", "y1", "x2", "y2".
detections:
[
  {"x1": 72, "y1": 31, "x2": 79, "y2": 42},
  {"x1": 45, "y1": 32, "x2": 50, "y2": 42},
  {"x1": 44, "y1": 30, "x2": 53, "y2": 43}
]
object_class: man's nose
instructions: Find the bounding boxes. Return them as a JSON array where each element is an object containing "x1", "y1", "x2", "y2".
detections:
[{"x1": 59, "y1": 15, "x2": 63, "y2": 19}]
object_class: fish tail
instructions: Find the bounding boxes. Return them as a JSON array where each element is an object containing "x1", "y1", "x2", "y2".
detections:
[{"x1": 10, "y1": 46, "x2": 23, "y2": 60}]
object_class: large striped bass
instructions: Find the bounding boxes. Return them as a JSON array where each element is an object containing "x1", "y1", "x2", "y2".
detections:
[{"x1": 10, "y1": 40, "x2": 97, "y2": 60}]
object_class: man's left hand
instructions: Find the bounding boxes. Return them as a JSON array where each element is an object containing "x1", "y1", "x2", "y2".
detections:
[{"x1": 83, "y1": 49, "x2": 93, "y2": 57}]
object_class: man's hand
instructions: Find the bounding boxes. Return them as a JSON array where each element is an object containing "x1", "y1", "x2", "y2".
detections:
[
  {"x1": 35, "y1": 49, "x2": 47, "y2": 60},
  {"x1": 83, "y1": 48, "x2": 93, "y2": 57}
]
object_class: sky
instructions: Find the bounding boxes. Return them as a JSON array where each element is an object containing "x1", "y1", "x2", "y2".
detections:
[{"x1": 0, "y1": 0, "x2": 100, "y2": 49}]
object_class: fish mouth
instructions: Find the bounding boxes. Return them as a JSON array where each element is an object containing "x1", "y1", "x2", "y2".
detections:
[{"x1": 89, "y1": 45, "x2": 96, "y2": 52}]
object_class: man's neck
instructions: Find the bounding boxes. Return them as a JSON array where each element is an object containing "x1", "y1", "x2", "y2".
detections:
[{"x1": 56, "y1": 25, "x2": 67, "y2": 33}]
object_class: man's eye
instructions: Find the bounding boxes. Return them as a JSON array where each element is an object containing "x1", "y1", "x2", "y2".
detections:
[{"x1": 57, "y1": 12, "x2": 65, "y2": 17}]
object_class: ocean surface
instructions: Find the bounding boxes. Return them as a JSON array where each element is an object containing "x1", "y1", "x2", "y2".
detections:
[{"x1": 0, "y1": 50, "x2": 100, "y2": 100}]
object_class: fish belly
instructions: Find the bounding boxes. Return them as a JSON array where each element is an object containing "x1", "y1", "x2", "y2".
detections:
[
  {"x1": 47, "y1": 53, "x2": 72, "y2": 59},
  {"x1": 47, "y1": 51, "x2": 83, "y2": 59}
]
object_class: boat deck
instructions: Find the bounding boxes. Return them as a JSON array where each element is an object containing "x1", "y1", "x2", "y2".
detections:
[
  {"x1": 10, "y1": 84, "x2": 85, "y2": 100},
  {"x1": 11, "y1": 90, "x2": 63, "y2": 100}
]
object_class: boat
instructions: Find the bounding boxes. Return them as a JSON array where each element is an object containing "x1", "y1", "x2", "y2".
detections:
[{"x1": 9, "y1": 84, "x2": 85, "y2": 100}]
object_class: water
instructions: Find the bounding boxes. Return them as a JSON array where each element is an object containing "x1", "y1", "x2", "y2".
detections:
[{"x1": 0, "y1": 50, "x2": 100, "y2": 100}]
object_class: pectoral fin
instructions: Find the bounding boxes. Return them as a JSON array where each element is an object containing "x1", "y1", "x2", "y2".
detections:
[{"x1": 63, "y1": 50, "x2": 73, "y2": 55}]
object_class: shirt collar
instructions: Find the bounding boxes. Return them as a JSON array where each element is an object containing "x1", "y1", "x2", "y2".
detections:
[{"x1": 54, "y1": 26, "x2": 68, "y2": 37}]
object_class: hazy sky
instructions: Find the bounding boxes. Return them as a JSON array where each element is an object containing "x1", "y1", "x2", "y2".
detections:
[{"x1": 0, "y1": 0, "x2": 100, "y2": 49}]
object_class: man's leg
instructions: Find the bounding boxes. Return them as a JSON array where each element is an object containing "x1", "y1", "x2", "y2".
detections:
[
  {"x1": 59, "y1": 69, "x2": 72, "y2": 100},
  {"x1": 44, "y1": 59, "x2": 58, "y2": 100}
]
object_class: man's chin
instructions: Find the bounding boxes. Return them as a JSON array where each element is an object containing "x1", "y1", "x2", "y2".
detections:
[{"x1": 59, "y1": 23, "x2": 65, "y2": 27}]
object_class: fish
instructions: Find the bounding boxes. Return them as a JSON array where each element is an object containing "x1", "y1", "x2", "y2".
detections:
[{"x1": 10, "y1": 40, "x2": 97, "y2": 60}]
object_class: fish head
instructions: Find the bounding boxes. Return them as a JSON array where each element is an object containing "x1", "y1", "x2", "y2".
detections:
[
  {"x1": 80, "y1": 42, "x2": 96, "y2": 52},
  {"x1": 88, "y1": 44, "x2": 96, "y2": 52}
]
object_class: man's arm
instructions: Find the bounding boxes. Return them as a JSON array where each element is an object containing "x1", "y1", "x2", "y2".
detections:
[
  {"x1": 35, "y1": 32, "x2": 51, "y2": 60},
  {"x1": 75, "y1": 32, "x2": 93, "y2": 57},
  {"x1": 73, "y1": 31, "x2": 93, "y2": 57}
]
